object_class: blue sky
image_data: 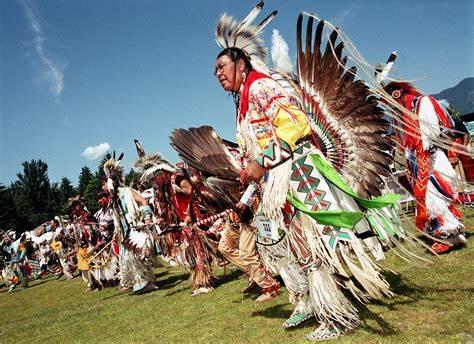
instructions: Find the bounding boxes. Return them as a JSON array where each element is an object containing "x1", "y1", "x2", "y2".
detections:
[{"x1": 1, "y1": 0, "x2": 473, "y2": 186}]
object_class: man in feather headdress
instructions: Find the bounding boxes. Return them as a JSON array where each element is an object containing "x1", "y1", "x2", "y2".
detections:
[
  {"x1": 212, "y1": 2, "x2": 407, "y2": 340},
  {"x1": 103, "y1": 155, "x2": 157, "y2": 294},
  {"x1": 133, "y1": 147, "x2": 219, "y2": 296},
  {"x1": 384, "y1": 81, "x2": 467, "y2": 254},
  {"x1": 51, "y1": 218, "x2": 75, "y2": 280},
  {"x1": 66, "y1": 196, "x2": 105, "y2": 289},
  {"x1": 87, "y1": 189, "x2": 120, "y2": 288}
]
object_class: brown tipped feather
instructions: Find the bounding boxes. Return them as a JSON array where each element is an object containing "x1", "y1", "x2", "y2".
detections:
[{"x1": 293, "y1": 14, "x2": 393, "y2": 198}]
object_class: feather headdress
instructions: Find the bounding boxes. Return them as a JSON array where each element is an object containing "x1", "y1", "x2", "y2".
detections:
[
  {"x1": 103, "y1": 152, "x2": 125, "y2": 186},
  {"x1": 375, "y1": 51, "x2": 397, "y2": 85},
  {"x1": 133, "y1": 139, "x2": 176, "y2": 182},
  {"x1": 67, "y1": 195, "x2": 86, "y2": 208},
  {"x1": 215, "y1": 1, "x2": 277, "y2": 74}
]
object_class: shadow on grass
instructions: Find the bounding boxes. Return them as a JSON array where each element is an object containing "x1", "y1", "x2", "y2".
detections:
[
  {"x1": 251, "y1": 303, "x2": 292, "y2": 320},
  {"x1": 164, "y1": 286, "x2": 189, "y2": 296},
  {"x1": 358, "y1": 304, "x2": 397, "y2": 336},
  {"x1": 214, "y1": 269, "x2": 243, "y2": 288},
  {"x1": 158, "y1": 272, "x2": 189, "y2": 291},
  {"x1": 384, "y1": 270, "x2": 473, "y2": 299},
  {"x1": 162, "y1": 268, "x2": 245, "y2": 297},
  {"x1": 24, "y1": 279, "x2": 51, "y2": 289},
  {"x1": 102, "y1": 290, "x2": 133, "y2": 300},
  {"x1": 154, "y1": 270, "x2": 168, "y2": 279}
]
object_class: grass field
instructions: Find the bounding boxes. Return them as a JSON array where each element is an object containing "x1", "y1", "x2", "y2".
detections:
[{"x1": 1, "y1": 210, "x2": 473, "y2": 344}]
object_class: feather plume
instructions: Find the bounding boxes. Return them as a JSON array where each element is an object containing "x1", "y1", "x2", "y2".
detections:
[
  {"x1": 134, "y1": 152, "x2": 176, "y2": 182},
  {"x1": 169, "y1": 126, "x2": 242, "y2": 208},
  {"x1": 271, "y1": 29, "x2": 293, "y2": 74},
  {"x1": 170, "y1": 126, "x2": 240, "y2": 180},
  {"x1": 104, "y1": 158, "x2": 125, "y2": 185},
  {"x1": 215, "y1": 1, "x2": 277, "y2": 72}
]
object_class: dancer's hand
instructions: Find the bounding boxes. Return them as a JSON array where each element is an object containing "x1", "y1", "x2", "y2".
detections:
[
  {"x1": 242, "y1": 161, "x2": 266, "y2": 184},
  {"x1": 229, "y1": 210, "x2": 240, "y2": 224},
  {"x1": 235, "y1": 202, "x2": 247, "y2": 211},
  {"x1": 234, "y1": 201, "x2": 247, "y2": 218}
]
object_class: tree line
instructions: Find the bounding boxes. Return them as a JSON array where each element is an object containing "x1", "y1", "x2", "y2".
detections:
[{"x1": 0, "y1": 153, "x2": 139, "y2": 236}]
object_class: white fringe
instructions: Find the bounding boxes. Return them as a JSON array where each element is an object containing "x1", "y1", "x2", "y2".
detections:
[
  {"x1": 257, "y1": 237, "x2": 290, "y2": 275},
  {"x1": 299, "y1": 211, "x2": 393, "y2": 303},
  {"x1": 362, "y1": 237, "x2": 385, "y2": 261},
  {"x1": 308, "y1": 269, "x2": 359, "y2": 328},
  {"x1": 119, "y1": 249, "x2": 154, "y2": 290},
  {"x1": 261, "y1": 159, "x2": 293, "y2": 227}
]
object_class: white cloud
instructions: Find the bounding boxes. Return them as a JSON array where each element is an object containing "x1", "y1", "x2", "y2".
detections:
[
  {"x1": 20, "y1": 0, "x2": 65, "y2": 98},
  {"x1": 271, "y1": 29, "x2": 293, "y2": 74},
  {"x1": 81, "y1": 143, "x2": 111, "y2": 161}
]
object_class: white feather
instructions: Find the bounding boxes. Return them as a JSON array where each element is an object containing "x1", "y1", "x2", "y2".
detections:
[
  {"x1": 271, "y1": 29, "x2": 293, "y2": 74},
  {"x1": 238, "y1": 1, "x2": 263, "y2": 30}
]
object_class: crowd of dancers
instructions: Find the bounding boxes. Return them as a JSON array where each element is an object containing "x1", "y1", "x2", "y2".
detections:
[{"x1": 1, "y1": 2, "x2": 472, "y2": 341}]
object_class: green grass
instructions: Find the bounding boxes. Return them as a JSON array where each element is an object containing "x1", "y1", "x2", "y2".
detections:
[{"x1": 1, "y1": 210, "x2": 473, "y2": 343}]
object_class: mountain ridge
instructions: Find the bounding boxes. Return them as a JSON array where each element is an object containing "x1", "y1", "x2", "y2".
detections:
[{"x1": 432, "y1": 77, "x2": 474, "y2": 115}]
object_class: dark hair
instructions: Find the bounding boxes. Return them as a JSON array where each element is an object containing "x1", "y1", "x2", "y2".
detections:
[
  {"x1": 174, "y1": 172, "x2": 190, "y2": 187},
  {"x1": 217, "y1": 48, "x2": 252, "y2": 71},
  {"x1": 53, "y1": 219, "x2": 60, "y2": 226},
  {"x1": 96, "y1": 191, "x2": 109, "y2": 200}
]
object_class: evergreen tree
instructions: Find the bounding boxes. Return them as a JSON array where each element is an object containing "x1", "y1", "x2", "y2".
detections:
[
  {"x1": 78, "y1": 166, "x2": 93, "y2": 196},
  {"x1": 10, "y1": 159, "x2": 55, "y2": 233},
  {"x1": 83, "y1": 173, "x2": 102, "y2": 215},
  {"x1": 59, "y1": 177, "x2": 75, "y2": 213},
  {"x1": 0, "y1": 184, "x2": 22, "y2": 233},
  {"x1": 47, "y1": 182, "x2": 61, "y2": 216},
  {"x1": 79, "y1": 153, "x2": 112, "y2": 215},
  {"x1": 125, "y1": 168, "x2": 140, "y2": 187}
]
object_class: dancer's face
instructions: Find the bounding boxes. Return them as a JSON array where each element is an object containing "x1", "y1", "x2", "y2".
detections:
[
  {"x1": 98, "y1": 197, "x2": 108, "y2": 208},
  {"x1": 215, "y1": 55, "x2": 245, "y2": 92}
]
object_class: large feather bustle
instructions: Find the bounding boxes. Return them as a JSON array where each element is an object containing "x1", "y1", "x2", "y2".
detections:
[
  {"x1": 215, "y1": 1, "x2": 277, "y2": 70},
  {"x1": 170, "y1": 126, "x2": 240, "y2": 180},
  {"x1": 104, "y1": 159, "x2": 125, "y2": 185},
  {"x1": 295, "y1": 14, "x2": 393, "y2": 198},
  {"x1": 169, "y1": 126, "x2": 242, "y2": 209}
]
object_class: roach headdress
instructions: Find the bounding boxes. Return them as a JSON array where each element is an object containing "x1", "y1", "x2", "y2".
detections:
[
  {"x1": 215, "y1": 1, "x2": 277, "y2": 74},
  {"x1": 133, "y1": 139, "x2": 176, "y2": 182}
]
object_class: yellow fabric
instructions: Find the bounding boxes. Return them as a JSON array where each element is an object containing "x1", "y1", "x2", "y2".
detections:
[
  {"x1": 77, "y1": 247, "x2": 91, "y2": 271},
  {"x1": 239, "y1": 77, "x2": 312, "y2": 168},
  {"x1": 271, "y1": 103, "x2": 311, "y2": 150},
  {"x1": 248, "y1": 79, "x2": 311, "y2": 151}
]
